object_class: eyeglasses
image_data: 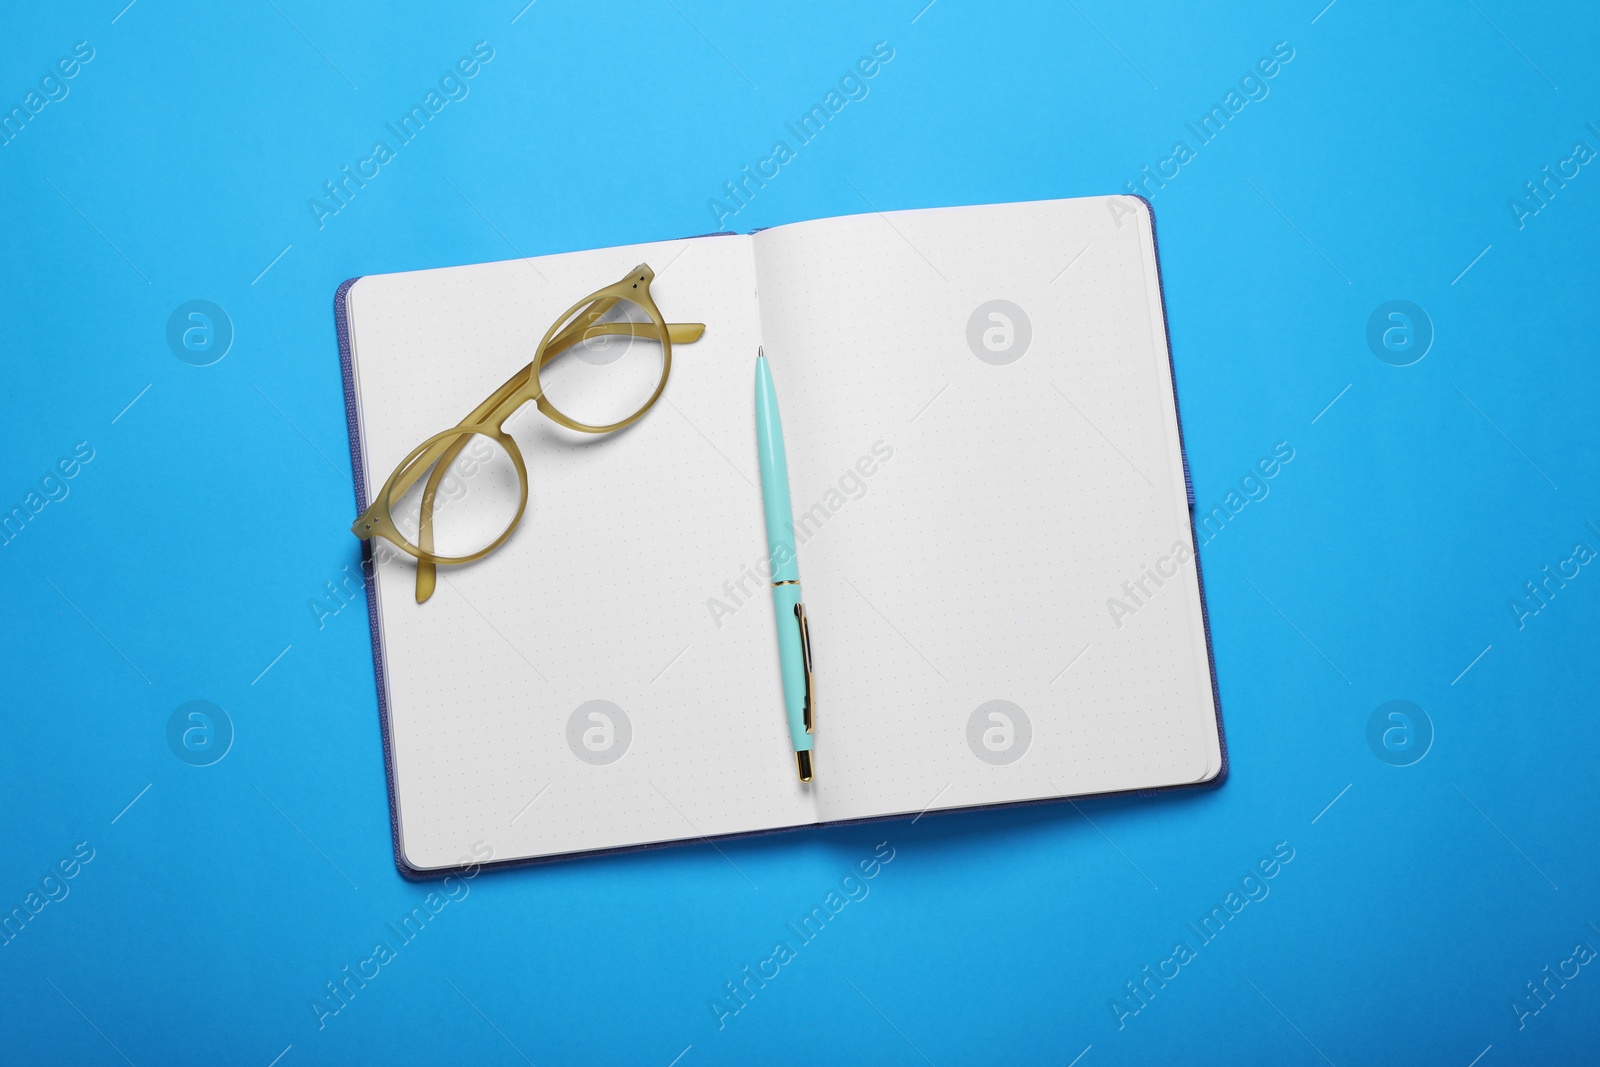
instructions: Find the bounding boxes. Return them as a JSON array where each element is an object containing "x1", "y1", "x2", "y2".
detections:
[{"x1": 351, "y1": 263, "x2": 705, "y2": 603}]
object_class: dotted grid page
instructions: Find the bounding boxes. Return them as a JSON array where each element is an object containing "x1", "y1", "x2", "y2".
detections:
[
  {"x1": 346, "y1": 234, "x2": 819, "y2": 870},
  {"x1": 748, "y1": 196, "x2": 1222, "y2": 825}
]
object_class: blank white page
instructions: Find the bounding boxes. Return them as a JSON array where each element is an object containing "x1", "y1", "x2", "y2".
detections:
[
  {"x1": 346, "y1": 234, "x2": 817, "y2": 870},
  {"x1": 750, "y1": 196, "x2": 1222, "y2": 823}
]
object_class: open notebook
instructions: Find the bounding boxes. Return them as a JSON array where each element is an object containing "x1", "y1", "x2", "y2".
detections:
[{"x1": 336, "y1": 195, "x2": 1225, "y2": 876}]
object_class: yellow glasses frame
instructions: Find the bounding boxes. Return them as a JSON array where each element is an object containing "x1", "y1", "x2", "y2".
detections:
[{"x1": 350, "y1": 263, "x2": 705, "y2": 602}]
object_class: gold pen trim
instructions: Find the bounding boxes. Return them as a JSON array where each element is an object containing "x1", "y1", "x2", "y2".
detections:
[{"x1": 772, "y1": 579, "x2": 800, "y2": 587}]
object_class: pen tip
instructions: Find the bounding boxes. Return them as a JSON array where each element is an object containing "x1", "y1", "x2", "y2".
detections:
[
  {"x1": 796, "y1": 750, "x2": 813, "y2": 782},
  {"x1": 757, "y1": 347, "x2": 764, "y2": 360}
]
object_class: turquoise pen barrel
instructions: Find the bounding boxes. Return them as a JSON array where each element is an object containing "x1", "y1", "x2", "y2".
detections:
[{"x1": 755, "y1": 352, "x2": 814, "y2": 774}]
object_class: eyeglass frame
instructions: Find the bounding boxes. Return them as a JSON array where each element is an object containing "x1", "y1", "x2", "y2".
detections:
[{"x1": 350, "y1": 263, "x2": 705, "y2": 602}]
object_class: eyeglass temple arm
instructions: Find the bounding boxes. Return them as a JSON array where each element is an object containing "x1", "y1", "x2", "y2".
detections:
[{"x1": 406, "y1": 315, "x2": 705, "y2": 602}]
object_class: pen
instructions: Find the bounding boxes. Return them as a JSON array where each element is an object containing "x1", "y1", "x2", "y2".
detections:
[{"x1": 755, "y1": 348, "x2": 815, "y2": 782}]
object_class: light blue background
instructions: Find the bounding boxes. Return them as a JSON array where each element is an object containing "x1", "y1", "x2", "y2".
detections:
[{"x1": 3, "y1": 1, "x2": 1597, "y2": 1063}]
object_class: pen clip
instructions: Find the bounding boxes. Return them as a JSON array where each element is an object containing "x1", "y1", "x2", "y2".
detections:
[{"x1": 793, "y1": 602, "x2": 814, "y2": 733}]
